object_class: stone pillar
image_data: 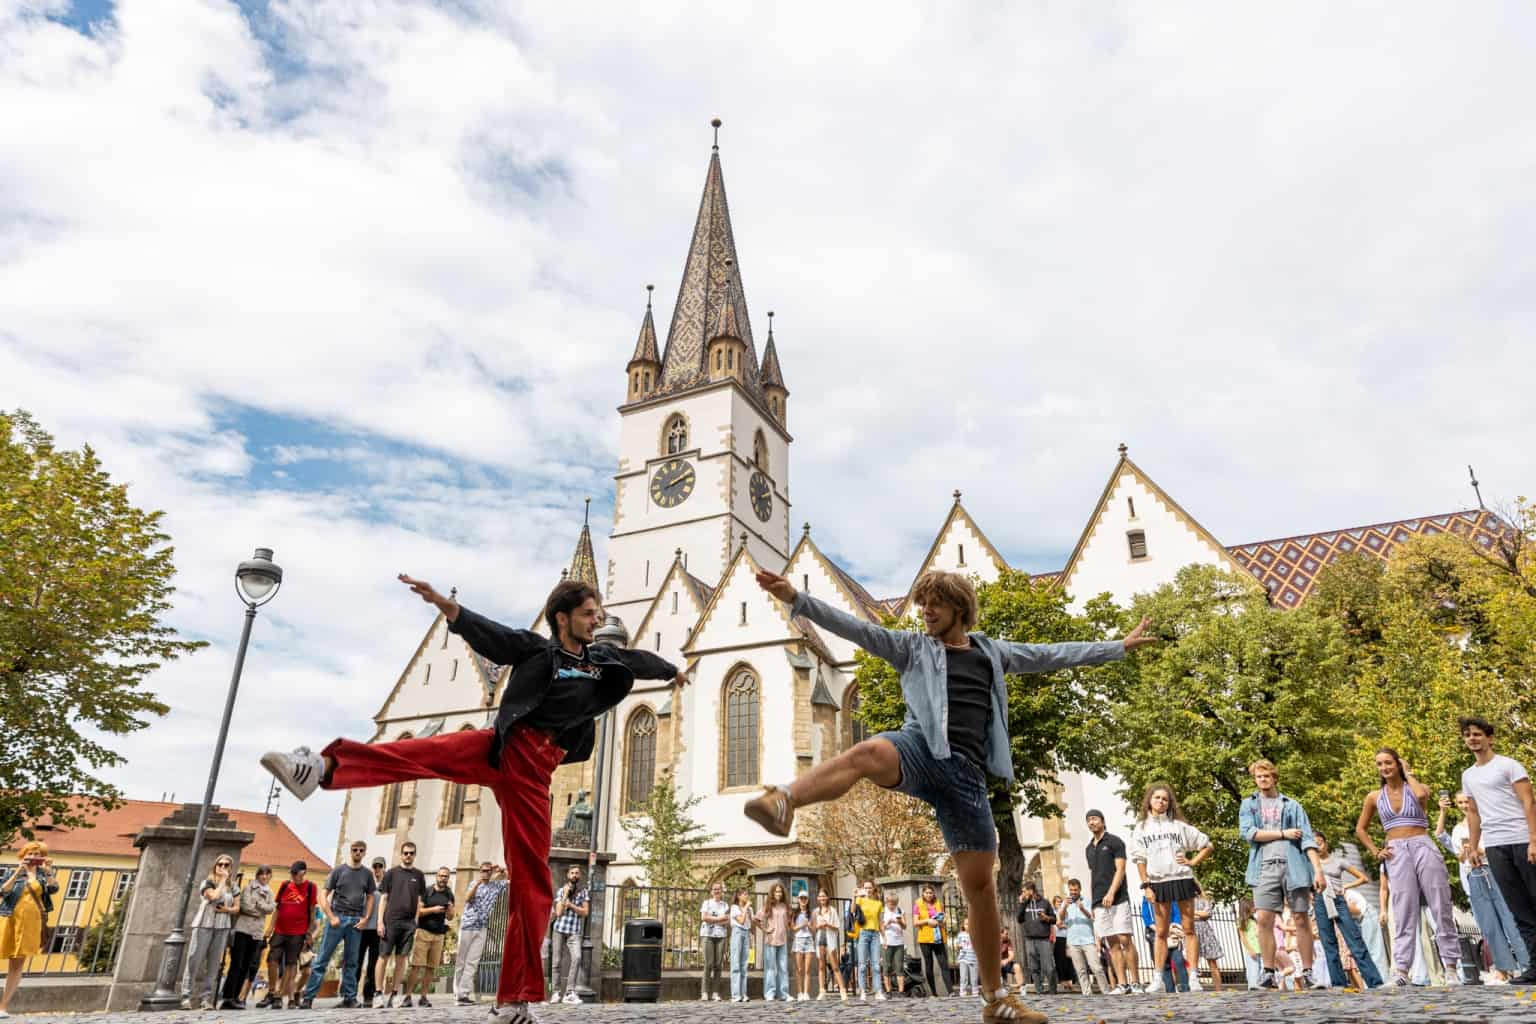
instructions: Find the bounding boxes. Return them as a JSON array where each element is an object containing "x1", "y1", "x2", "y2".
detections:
[
  {"x1": 875, "y1": 875, "x2": 948, "y2": 955},
  {"x1": 110, "y1": 805, "x2": 255, "y2": 1011},
  {"x1": 548, "y1": 845, "x2": 614, "y2": 1004}
]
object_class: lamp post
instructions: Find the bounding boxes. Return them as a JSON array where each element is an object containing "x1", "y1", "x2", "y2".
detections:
[{"x1": 141, "y1": 548, "x2": 283, "y2": 1011}]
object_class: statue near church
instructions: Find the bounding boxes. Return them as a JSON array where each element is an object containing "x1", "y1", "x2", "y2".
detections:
[{"x1": 562, "y1": 789, "x2": 594, "y2": 839}]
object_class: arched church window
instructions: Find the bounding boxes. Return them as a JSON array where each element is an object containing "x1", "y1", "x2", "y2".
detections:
[
  {"x1": 665, "y1": 414, "x2": 688, "y2": 455},
  {"x1": 723, "y1": 669, "x2": 760, "y2": 788},
  {"x1": 844, "y1": 685, "x2": 868, "y2": 749},
  {"x1": 753, "y1": 431, "x2": 768, "y2": 472},
  {"x1": 624, "y1": 708, "x2": 657, "y2": 812}
]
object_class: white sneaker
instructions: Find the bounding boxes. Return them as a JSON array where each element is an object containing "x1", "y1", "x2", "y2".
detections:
[
  {"x1": 710, "y1": 992, "x2": 721, "y2": 1001},
  {"x1": 797, "y1": 992, "x2": 809, "y2": 1001},
  {"x1": 1188, "y1": 974, "x2": 1203, "y2": 992},
  {"x1": 260, "y1": 746, "x2": 323, "y2": 800},
  {"x1": 1443, "y1": 968, "x2": 1464, "y2": 988},
  {"x1": 1146, "y1": 975, "x2": 1165, "y2": 993},
  {"x1": 561, "y1": 992, "x2": 581, "y2": 1004},
  {"x1": 547, "y1": 993, "x2": 561, "y2": 1004},
  {"x1": 699, "y1": 994, "x2": 710, "y2": 1002},
  {"x1": 1307, "y1": 970, "x2": 1329, "y2": 990},
  {"x1": 371, "y1": 994, "x2": 386, "y2": 1008},
  {"x1": 875, "y1": 991, "x2": 887, "y2": 1001}
]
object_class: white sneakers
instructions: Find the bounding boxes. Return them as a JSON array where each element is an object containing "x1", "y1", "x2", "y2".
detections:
[
  {"x1": 260, "y1": 747, "x2": 323, "y2": 800},
  {"x1": 1188, "y1": 974, "x2": 1203, "y2": 992},
  {"x1": 797, "y1": 992, "x2": 809, "y2": 1001},
  {"x1": 547, "y1": 993, "x2": 561, "y2": 1004},
  {"x1": 561, "y1": 992, "x2": 581, "y2": 1004},
  {"x1": 1146, "y1": 974, "x2": 1166, "y2": 993},
  {"x1": 1443, "y1": 968, "x2": 1464, "y2": 988}
]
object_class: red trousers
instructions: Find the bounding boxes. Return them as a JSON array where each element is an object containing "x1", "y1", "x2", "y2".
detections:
[{"x1": 322, "y1": 724, "x2": 564, "y2": 1005}]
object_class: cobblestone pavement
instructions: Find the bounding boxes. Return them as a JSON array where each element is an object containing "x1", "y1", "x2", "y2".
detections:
[{"x1": 15, "y1": 988, "x2": 1536, "y2": 1024}]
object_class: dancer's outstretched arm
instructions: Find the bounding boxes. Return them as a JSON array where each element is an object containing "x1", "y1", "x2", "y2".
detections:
[
  {"x1": 609, "y1": 647, "x2": 690, "y2": 686},
  {"x1": 755, "y1": 570, "x2": 914, "y2": 670},
  {"x1": 399, "y1": 573, "x2": 545, "y2": 666},
  {"x1": 997, "y1": 616, "x2": 1156, "y2": 674}
]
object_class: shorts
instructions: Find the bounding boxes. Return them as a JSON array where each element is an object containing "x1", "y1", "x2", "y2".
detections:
[
  {"x1": 381, "y1": 918, "x2": 416, "y2": 957},
  {"x1": 882, "y1": 944, "x2": 904, "y2": 977},
  {"x1": 1252, "y1": 860, "x2": 1312, "y2": 915},
  {"x1": 816, "y1": 931, "x2": 840, "y2": 953},
  {"x1": 1147, "y1": 877, "x2": 1198, "y2": 904},
  {"x1": 876, "y1": 725, "x2": 996, "y2": 853},
  {"x1": 1093, "y1": 901, "x2": 1134, "y2": 936},
  {"x1": 269, "y1": 932, "x2": 305, "y2": 972},
  {"x1": 409, "y1": 931, "x2": 445, "y2": 968},
  {"x1": 792, "y1": 933, "x2": 815, "y2": 954}
]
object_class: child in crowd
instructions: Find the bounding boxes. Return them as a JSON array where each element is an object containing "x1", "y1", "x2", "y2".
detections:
[
  {"x1": 881, "y1": 892, "x2": 907, "y2": 995},
  {"x1": 956, "y1": 918, "x2": 979, "y2": 998}
]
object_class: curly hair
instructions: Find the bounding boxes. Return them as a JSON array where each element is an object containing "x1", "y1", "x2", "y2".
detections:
[
  {"x1": 911, "y1": 571, "x2": 979, "y2": 630},
  {"x1": 1137, "y1": 781, "x2": 1185, "y2": 822}
]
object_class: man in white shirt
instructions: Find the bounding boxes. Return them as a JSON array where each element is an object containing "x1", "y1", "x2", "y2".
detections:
[{"x1": 1459, "y1": 715, "x2": 1536, "y2": 985}]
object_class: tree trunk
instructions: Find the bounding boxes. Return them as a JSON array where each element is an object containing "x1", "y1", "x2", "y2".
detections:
[{"x1": 993, "y1": 795, "x2": 1027, "y2": 903}]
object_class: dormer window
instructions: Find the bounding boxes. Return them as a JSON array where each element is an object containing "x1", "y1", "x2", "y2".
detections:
[{"x1": 1128, "y1": 530, "x2": 1148, "y2": 560}]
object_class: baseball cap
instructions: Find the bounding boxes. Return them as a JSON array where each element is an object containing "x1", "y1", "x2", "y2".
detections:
[
  {"x1": 372, "y1": 858, "x2": 386, "y2": 868},
  {"x1": 290, "y1": 860, "x2": 307, "y2": 873}
]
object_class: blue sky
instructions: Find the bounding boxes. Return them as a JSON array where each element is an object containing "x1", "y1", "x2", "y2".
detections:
[{"x1": 4, "y1": 0, "x2": 1534, "y2": 854}]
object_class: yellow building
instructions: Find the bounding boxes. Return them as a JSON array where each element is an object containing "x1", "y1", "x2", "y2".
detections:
[{"x1": 2, "y1": 799, "x2": 327, "y2": 977}]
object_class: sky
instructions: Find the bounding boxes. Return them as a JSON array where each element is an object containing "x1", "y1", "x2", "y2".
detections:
[{"x1": 3, "y1": 0, "x2": 1534, "y2": 858}]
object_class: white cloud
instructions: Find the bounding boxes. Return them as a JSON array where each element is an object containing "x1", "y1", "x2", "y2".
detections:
[{"x1": 4, "y1": 0, "x2": 1534, "y2": 851}]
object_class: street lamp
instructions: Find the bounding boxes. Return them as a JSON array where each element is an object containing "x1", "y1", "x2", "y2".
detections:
[{"x1": 141, "y1": 548, "x2": 283, "y2": 1011}]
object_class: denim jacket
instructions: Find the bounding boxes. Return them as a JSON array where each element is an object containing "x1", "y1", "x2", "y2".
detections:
[
  {"x1": 0, "y1": 866, "x2": 57, "y2": 918},
  {"x1": 790, "y1": 591, "x2": 1125, "y2": 783},
  {"x1": 1238, "y1": 792, "x2": 1320, "y2": 891}
]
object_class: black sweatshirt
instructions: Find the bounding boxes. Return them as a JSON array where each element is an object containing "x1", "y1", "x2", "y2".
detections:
[
  {"x1": 448, "y1": 605, "x2": 680, "y2": 767},
  {"x1": 1015, "y1": 896, "x2": 1056, "y2": 940}
]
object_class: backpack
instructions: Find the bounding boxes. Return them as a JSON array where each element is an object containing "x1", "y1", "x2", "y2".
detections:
[{"x1": 278, "y1": 879, "x2": 318, "y2": 921}]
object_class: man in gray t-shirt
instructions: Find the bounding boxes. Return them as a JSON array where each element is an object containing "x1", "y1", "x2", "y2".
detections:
[{"x1": 300, "y1": 840, "x2": 378, "y2": 1007}]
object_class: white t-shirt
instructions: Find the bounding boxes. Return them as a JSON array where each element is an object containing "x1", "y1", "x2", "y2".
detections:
[
  {"x1": 699, "y1": 898, "x2": 729, "y2": 939},
  {"x1": 881, "y1": 908, "x2": 905, "y2": 946},
  {"x1": 1462, "y1": 754, "x2": 1532, "y2": 847}
]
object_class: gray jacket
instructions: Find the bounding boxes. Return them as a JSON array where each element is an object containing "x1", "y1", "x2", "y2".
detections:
[
  {"x1": 790, "y1": 591, "x2": 1124, "y2": 783},
  {"x1": 234, "y1": 880, "x2": 275, "y2": 939}
]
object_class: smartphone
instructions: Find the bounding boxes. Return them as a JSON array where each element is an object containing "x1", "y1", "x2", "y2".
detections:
[{"x1": 1437, "y1": 790, "x2": 1451, "y2": 803}]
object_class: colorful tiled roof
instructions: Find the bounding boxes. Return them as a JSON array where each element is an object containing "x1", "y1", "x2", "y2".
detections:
[
  {"x1": 1227, "y1": 509, "x2": 1505, "y2": 608},
  {"x1": 7, "y1": 799, "x2": 330, "y2": 871}
]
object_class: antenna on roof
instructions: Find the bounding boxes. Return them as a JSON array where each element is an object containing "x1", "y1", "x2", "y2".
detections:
[
  {"x1": 1468, "y1": 465, "x2": 1485, "y2": 511},
  {"x1": 265, "y1": 777, "x2": 281, "y2": 817}
]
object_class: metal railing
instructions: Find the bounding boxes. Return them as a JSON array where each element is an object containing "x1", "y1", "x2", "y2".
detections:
[{"x1": 0, "y1": 865, "x2": 135, "y2": 977}]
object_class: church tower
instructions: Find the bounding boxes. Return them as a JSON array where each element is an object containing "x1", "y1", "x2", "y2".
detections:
[{"x1": 604, "y1": 122, "x2": 792, "y2": 629}]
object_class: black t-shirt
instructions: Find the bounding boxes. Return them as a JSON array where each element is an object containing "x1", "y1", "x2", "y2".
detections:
[
  {"x1": 417, "y1": 885, "x2": 455, "y2": 935},
  {"x1": 380, "y1": 866, "x2": 427, "y2": 924},
  {"x1": 1085, "y1": 832, "x2": 1130, "y2": 906},
  {"x1": 522, "y1": 648, "x2": 626, "y2": 736},
  {"x1": 945, "y1": 645, "x2": 993, "y2": 769}
]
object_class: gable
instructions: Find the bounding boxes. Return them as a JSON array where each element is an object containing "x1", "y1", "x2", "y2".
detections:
[
  {"x1": 894, "y1": 496, "x2": 1009, "y2": 617},
  {"x1": 631, "y1": 556, "x2": 713, "y2": 661},
  {"x1": 375, "y1": 614, "x2": 497, "y2": 725},
  {"x1": 687, "y1": 547, "x2": 797, "y2": 652},
  {"x1": 1059, "y1": 454, "x2": 1244, "y2": 607}
]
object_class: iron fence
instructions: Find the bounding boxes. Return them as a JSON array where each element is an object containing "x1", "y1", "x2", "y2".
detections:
[{"x1": 0, "y1": 865, "x2": 135, "y2": 977}]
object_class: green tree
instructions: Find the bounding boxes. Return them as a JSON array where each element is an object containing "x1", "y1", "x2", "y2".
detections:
[
  {"x1": 77, "y1": 892, "x2": 130, "y2": 971},
  {"x1": 799, "y1": 778, "x2": 949, "y2": 884},
  {"x1": 852, "y1": 570, "x2": 1132, "y2": 896},
  {"x1": 1103, "y1": 564, "x2": 1358, "y2": 900},
  {"x1": 619, "y1": 771, "x2": 719, "y2": 889},
  {"x1": 0, "y1": 410, "x2": 195, "y2": 844}
]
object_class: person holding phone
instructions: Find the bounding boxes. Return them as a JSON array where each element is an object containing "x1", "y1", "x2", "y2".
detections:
[{"x1": 0, "y1": 841, "x2": 58, "y2": 1018}]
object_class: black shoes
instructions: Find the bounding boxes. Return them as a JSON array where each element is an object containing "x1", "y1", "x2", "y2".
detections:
[
  {"x1": 218, "y1": 999, "x2": 244, "y2": 1010},
  {"x1": 400, "y1": 995, "x2": 414, "y2": 1007},
  {"x1": 1511, "y1": 967, "x2": 1536, "y2": 986},
  {"x1": 417, "y1": 996, "x2": 432, "y2": 1008},
  {"x1": 337, "y1": 998, "x2": 360, "y2": 1008},
  {"x1": 298, "y1": 997, "x2": 314, "y2": 1009}
]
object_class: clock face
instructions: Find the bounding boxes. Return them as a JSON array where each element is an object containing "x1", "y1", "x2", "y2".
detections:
[
  {"x1": 749, "y1": 471, "x2": 773, "y2": 522},
  {"x1": 649, "y1": 458, "x2": 696, "y2": 509}
]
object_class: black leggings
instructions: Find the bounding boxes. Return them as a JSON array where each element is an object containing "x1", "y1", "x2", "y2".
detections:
[
  {"x1": 919, "y1": 941, "x2": 950, "y2": 995},
  {"x1": 221, "y1": 932, "x2": 263, "y2": 1002}
]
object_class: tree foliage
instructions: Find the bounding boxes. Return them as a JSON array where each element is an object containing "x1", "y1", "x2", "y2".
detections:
[
  {"x1": 618, "y1": 771, "x2": 719, "y2": 889},
  {"x1": 0, "y1": 410, "x2": 195, "y2": 844},
  {"x1": 852, "y1": 569, "x2": 1132, "y2": 896},
  {"x1": 798, "y1": 778, "x2": 949, "y2": 884}
]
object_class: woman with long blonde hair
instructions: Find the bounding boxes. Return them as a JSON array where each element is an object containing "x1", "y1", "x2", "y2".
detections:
[
  {"x1": 0, "y1": 841, "x2": 59, "y2": 1016},
  {"x1": 182, "y1": 854, "x2": 241, "y2": 1009}
]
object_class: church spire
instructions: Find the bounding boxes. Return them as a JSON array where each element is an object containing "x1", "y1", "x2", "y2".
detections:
[
  {"x1": 567, "y1": 498, "x2": 600, "y2": 592},
  {"x1": 657, "y1": 119, "x2": 760, "y2": 397},
  {"x1": 625, "y1": 285, "x2": 661, "y2": 403},
  {"x1": 760, "y1": 310, "x2": 788, "y2": 427}
]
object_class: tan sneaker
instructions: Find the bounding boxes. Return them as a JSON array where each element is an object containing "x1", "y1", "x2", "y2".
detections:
[
  {"x1": 981, "y1": 988, "x2": 1048, "y2": 1024},
  {"x1": 743, "y1": 784, "x2": 795, "y2": 836}
]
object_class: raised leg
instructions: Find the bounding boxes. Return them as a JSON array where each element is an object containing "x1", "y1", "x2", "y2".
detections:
[{"x1": 787, "y1": 738, "x2": 901, "y2": 806}]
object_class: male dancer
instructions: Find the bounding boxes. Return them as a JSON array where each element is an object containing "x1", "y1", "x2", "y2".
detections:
[
  {"x1": 744, "y1": 569, "x2": 1154, "y2": 1023},
  {"x1": 1460, "y1": 716, "x2": 1536, "y2": 985},
  {"x1": 1084, "y1": 810, "x2": 1141, "y2": 993},
  {"x1": 261, "y1": 576, "x2": 687, "y2": 1022},
  {"x1": 1240, "y1": 760, "x2": 1327, "y2": 989}
]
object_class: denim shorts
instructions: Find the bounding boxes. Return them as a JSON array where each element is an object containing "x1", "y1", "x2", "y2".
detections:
[{"x1": 876, "y1": 726, "x2": 996, "y2": 853}]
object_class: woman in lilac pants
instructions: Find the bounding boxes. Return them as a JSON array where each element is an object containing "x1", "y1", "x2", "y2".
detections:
[{"x1": 1354, "y1": 749, "x2": 1462, "y2": 985}]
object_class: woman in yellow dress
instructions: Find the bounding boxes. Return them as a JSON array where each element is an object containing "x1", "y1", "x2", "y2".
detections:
[{"x1": 0, "y1": 840, "x2": 59, "y2": 1019}]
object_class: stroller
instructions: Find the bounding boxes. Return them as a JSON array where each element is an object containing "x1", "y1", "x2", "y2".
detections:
[{"x1": 835, "y1": 948, "x2": 929, "y2": 997}]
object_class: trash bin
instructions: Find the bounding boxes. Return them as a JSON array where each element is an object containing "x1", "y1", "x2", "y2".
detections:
[{"x1": 621, "y1": 918, "x2": 663, "y2": 1002}]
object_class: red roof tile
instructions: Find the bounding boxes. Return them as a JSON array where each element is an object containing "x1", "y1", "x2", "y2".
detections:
[{"x1": 7, "y1": 799, "x2": 330, "y2": 872}]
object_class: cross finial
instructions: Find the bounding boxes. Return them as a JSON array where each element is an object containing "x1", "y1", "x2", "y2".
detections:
[
  {"x1": 1469, "y1": 465, "x2": 1486, "y2": 510},
  {"x1": 449, "y1": 586, "x2": 457, "y2": 600},
  {"x1": 711, "y1": 117, "x2": 721, "y2": 151},
  {"x1": 803, "y1": 522, "x2": 811, "y2": 536},
  {"x1": 560, "y1": 568, "x2": 569, "y2": 580},
  {"x1": 583, "y1": 496, "x2": 591, "y2": 525},
  {"x1": 953, "y1": 489, "x2": 962, "y2": 505},
  {"x1": 767, "y1": 310, "x2": 774, "y2": 339},
  {"x1": 1117, "y1": 442, "x2": 1128, "y2": 458},
  {"x1": 740, "y1": 530, "x2": 748, "y2": 552},
  {"x1": 645, "y1": 283, "x2": 653, "y2": 310},
  {"x1": 675, "y1": 547, "x2": 683, "y2": 560}
]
